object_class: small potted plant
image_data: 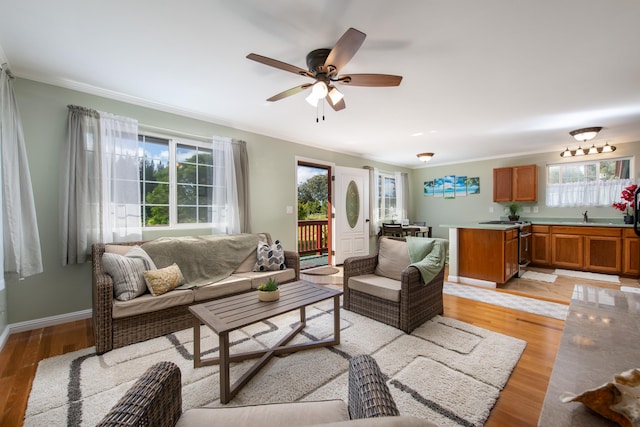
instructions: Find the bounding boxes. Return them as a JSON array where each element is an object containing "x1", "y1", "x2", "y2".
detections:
[
  {"x1": 507, "y1": 202, "x2": 522, "y2": 221},
  {"x1": 612, "y1": 184, "x2": 638, "y2": 224},
  {"x1": 257, "y1": 278, "x2": 280, "y2": 302}
]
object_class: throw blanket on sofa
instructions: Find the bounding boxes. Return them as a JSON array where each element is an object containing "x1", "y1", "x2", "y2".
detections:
[
  {"x1": 141, "y1": 234, "x2": 260, "y2": 287},
  {"x1": 406, "y1": 237, "x2": 447, "y2": 284}
]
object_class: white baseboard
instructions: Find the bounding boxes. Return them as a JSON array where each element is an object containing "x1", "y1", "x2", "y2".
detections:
[
  {"x1": 9, "y1": 309, "x2": 92, "y2": 334},
  {"x1": 458, "y1": 276, "x2": 497, "y2": 289},
  {"x1": 0, "y1": 309, "x2": 92, "y2": 354}
]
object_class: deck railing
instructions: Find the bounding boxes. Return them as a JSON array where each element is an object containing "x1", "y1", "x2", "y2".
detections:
[{"x1": 298, "y1": 219, "x2": 329, "y2": 255}]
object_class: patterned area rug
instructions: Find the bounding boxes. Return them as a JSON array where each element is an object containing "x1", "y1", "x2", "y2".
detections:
[
  {"x1": 444, "y1": 282, "x2": 568, "y2": 320},
  {"x1": 25, "y1": 300, "x2": 526, "y2": 427}
]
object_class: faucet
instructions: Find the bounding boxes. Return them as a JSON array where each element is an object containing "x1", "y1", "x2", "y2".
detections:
[{"x1": 582, "y1": 210, "x2": 588, "y2": 223}]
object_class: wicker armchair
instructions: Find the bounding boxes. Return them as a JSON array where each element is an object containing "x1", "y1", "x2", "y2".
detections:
[
  {"x1": 97, "y1": 356, "x2": 436, "y2": 427},
  {"x1": 343, "y1": 237, "x2": 445, "y2": 334}
]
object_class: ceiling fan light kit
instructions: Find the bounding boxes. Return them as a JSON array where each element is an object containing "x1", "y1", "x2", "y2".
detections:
[
  {"x1": 246, "y1": 27, "x2": 402, "y2": 116},
  {"x1": 560, "y1": 127, "x2": 615, "y2": 157}
]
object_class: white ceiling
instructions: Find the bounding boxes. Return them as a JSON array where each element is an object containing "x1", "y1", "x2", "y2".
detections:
[{"x1": 1, "y1": 0, "x2": 639, "y2": 168}]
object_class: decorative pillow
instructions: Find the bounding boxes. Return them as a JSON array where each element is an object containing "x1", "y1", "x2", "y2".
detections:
[
  {"x1": 375, "y1": 237, "x2": 411, "y2": 281},
  {"x1": 102, "y1": 247, "x2": 156, "y2": 301},
  {"x1": 253, "y1": 240, "x2": 286, "y2": 271},
  {"x1": 143, "y1": 263, "x2": 185, "y2": 296}
]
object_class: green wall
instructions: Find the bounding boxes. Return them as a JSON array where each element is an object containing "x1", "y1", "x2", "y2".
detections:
[
  {"x1": 410, "y1": 143, "x2": 640, "y2": 239},
  {"x1": 3, "y1": 78, "x2": 407, "y2": 326}
]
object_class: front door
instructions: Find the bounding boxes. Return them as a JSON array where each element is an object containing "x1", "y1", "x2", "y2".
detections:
[{"x1": 334, "y1": 167, "x2": 369, "y2": 264}]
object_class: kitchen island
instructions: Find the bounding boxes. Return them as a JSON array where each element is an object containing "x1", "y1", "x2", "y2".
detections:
[{"x1": 442, "y1": 221, "x2": 526, "y2": 288}]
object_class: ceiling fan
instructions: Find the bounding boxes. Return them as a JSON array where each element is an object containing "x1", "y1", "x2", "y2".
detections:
[{"x1": 246, "y1": 27, "x2": 402, "y2": 111}]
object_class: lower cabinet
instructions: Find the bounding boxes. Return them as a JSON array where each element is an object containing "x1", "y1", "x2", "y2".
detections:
[
  {"x1": 531, "y1": 225, "x2": 551, "y2": 266},
  {"x1": 458, "y1": 228, "x2": 518, "y2": 284},
  {"x1": 623, "y1": 228, "x2": 640, "y2": 275},
  {"x1": 542, "y1": 226, "x2": 624, "y2": 274}
]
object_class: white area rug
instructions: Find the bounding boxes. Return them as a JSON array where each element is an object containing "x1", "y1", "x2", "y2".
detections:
[
  {"x1": 444, "y1": 282, "x2": 568, "y2": 320},
  {"x1": 553, "y1": 269, "x2": 620, "y2": 283},
  {"x1": 25, "y1": 301, "x2": 526, "y2": 427},
  {"x1": 520, "y1": 270, "x2": 557, "y2": 283}
]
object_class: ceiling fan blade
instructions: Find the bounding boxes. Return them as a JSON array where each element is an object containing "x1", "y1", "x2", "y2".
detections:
[
  {"x1": 326, "y1": 95, "x2": 346, "y2": 111},
  {"x1": 323, "y1": 28, "x2": 366, "y2": 74},
  {"x1": 247, "y1": 53, "x2": 313, "y2": 78},
  {"x1": 338, "y1": 73, "x2": 403, "y2": 87},
  {"x1": 267, "y1": 83, "x2": 313, "y2": 102}
]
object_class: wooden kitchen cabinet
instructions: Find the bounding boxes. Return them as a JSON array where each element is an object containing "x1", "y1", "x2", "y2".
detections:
[
  {"x1": 551, "y1": 233, "x2": 584, "y2": 269},
  {"x1": 550, "y1": 226, "x2": 622, "y2": 273},
  {"x1": 531, "y1": 225, "x2": 551, "y2": 266},
  {"x1": 623, "y1": 228, "x2": 640, "y2": 275},
  {"x1": 492, "y1": 164, "x2": 538, "y2": 202},
  {"x1": 458, "y1": 227, "x2": 518, "y2": 284}
]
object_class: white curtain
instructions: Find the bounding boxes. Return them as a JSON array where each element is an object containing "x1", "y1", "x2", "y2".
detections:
[
  {"x1": 394, "y1": 172, "x2": 409, "y2": 223},
  {"x1": 98, "y1": 111, "x2": 142, "y2": 242},
  {"x1": 0, "y1": 65, "x2": 43, "y2": 279},
  {"x1": 61, "y1": 106, "x2": 140, "y2": 265},
  {"x1": 211, "y1": 136, "x2": 240, "y2": 234},
  {"x1": 546, "y1": 178, "x2": 633, "y2": 207}
]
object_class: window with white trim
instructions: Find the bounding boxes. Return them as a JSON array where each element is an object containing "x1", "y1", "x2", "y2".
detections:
[
  {"x1": 138, "y1": 134, "x2": 215, "y2": 227},
  {"x1": 546, "y1": 157, "x2": 633, "y2": 207},
  {"x1": 377, "y1": 172, "x2": 397, "y2": 221}
]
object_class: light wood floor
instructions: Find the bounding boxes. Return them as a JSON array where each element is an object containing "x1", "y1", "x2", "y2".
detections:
[{"x1": 0, "y1": 293, "x2": 566, "y2": 427}]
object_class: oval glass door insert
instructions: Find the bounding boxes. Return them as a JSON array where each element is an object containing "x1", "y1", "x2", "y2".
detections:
[{"x1": 346, "y1": 180, "x2": 360, "y2": 229}]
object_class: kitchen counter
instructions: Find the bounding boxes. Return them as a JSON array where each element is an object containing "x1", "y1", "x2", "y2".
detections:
[
  {"x1": 440, "y1": 221, "x2": 522, "y2": 231},
  {"x1": 538, "y1": 285, "x2": 640, "y2": 426}
]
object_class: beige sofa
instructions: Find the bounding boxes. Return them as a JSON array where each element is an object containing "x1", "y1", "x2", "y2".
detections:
[
  {"x1": 92, "y1": 233, "x2": 299, "y2": 354},
  {"x1": 96, "y1": 355, "x2": 438, "y2": 427}
]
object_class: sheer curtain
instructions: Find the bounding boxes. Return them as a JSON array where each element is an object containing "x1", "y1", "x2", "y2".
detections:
[
  {"x1": 546, "y1": 178, "x2": 632, "y2": 207},
  {"x1": 211, "y1": 136, "x2": 241, "y2": 234},
  {"x1": 61, "y1": 106, "x2": 140, "y2": 265},
  {"x1": 394, "y1": 172, "x2": 409, "y2": 223},
  {"x1": 98, "y1": 111, "x2": 142, "y2": 241},
  {"x1": 0, "y1": 65, "x2": 43, "y2": 279}
]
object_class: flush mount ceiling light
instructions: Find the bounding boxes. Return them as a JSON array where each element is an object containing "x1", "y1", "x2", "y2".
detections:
[
  {"x1": 417, "y1": 152, "x2": 434, "y2": 162},
  {"x1": 569, "y1": 126, "x2": 602, "y2": 142}
]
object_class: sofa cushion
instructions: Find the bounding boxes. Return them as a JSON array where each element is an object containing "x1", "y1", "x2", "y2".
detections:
[
  {"x1": 193, "y1": 275, "x2": 253, "y2": 301},
  {"x1": 348, "y1": 274, "x2": 401, "y2": 302},
  {"x1": 176, "y1": 400, "x2": 349, "y2": 427},
  {"x1": 112, "y1": 289, "x2": 194, "y2": 318},
  {"x1": 143, "y1": 263, "x2": 185, "y2": 296},
  {"x1": 375, "y1": 238, "x2": 410, "y2": 281},
  {"x1": 254, "y1": 240, "x2": 286, "y2": 271},
  {"x1": 234, "y1": 268, "x2": 296, "y2": 289},
  {"x1": 102, "y1": 247, "x2": 156, "y2": 301}
]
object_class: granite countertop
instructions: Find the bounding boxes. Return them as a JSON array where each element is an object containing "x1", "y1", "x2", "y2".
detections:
[
  {"x1": 538, "y1": 285, "x2": 640, "y2": 426},
  {"x1": 439, "y1": 222, "x2": 522, "y2": 231}
]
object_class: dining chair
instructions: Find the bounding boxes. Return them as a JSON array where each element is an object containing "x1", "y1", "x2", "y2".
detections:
[{"x1": 381, "y1": 223, "x2": 404, "y2": 237}]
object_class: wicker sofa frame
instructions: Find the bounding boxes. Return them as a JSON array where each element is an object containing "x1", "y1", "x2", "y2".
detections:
[
  {"x1": 92, "y1": 235, "x2": 300, "y2": 354},
  {"x1": 342, "y1": 237, "x2": 444, "y2": 334},
  {"x1": 97, "y1": 355, "x2": 406, "y2": 427}
]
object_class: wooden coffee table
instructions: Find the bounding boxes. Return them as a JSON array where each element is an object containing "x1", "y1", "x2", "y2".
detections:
[{"x1": 188, "y1": 280, "x2": 342, "y2": 403}]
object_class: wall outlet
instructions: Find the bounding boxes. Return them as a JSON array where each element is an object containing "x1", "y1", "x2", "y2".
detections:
[
  {"x1": 533, "y1": 206, "x2": 539, "y2": 213},
  {"x1": 286, "y1": 206, "x2": 293, "y2": 214},
  {"x1": 489, "y1": 207, "x2": 494, "y2": 213}
]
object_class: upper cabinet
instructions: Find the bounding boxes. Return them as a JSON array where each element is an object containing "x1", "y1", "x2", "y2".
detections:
[{"x1": 493, "y1": 164, "x2": 538, "y2": 202}]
